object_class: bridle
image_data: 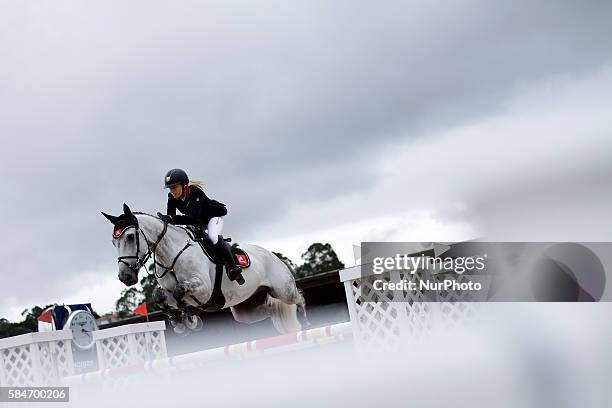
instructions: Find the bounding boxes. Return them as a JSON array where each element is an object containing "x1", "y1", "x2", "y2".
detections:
[
  {"x1": 115, "y1": 215, "x2": 192, "y2": 280},
  {"x1": 116, "y1": 220, "x2": 167, "y2": 273}
]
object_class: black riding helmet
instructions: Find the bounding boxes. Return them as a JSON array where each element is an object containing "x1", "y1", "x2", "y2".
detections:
[{"x1": 164, "y1": 168, "x2": 189, "y2": 188}]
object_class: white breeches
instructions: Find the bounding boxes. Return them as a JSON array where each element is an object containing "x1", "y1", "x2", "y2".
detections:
[{"x1": 207, "y1": 217, "x2": 224, "y2": 244}]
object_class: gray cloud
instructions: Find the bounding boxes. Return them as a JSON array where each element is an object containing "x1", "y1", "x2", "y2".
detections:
[{"x1": 1, "y1": 0, "x2": 611, "y2": 315}]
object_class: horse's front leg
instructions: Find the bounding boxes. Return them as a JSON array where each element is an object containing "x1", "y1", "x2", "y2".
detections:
[
  {"x1": 173, "y1": 275, "x2": 211, "y2": 306},
  {"x1": 171, "y1": 275, "x2": 211, "y2": 331},
  {"x1": 153, "y1": 286, "x2": 179, "y2": 308},
  {"x1": 153, "y1": 287, "x2": 189, "y2": 335}
]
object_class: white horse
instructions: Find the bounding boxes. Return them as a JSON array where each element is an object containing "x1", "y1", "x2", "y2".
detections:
[{"x1": 102, "y1": 204, "x2": 308, "y2": 334}]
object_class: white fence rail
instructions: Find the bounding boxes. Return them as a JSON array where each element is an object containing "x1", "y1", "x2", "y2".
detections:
[
  {"x1": 94, "y1": 321, "x2": 167, "y2": 370},
  {"x1": 0, "y1": 330, "x2": 74, "y2": 386}
]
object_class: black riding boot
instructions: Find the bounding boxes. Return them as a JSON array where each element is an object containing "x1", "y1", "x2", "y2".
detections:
[{"x1": 215, "y1": 235, "x2": 245, "y2": 285}]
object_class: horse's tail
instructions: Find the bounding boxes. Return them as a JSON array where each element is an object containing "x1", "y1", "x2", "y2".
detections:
[{"x1": 267, "y1": 297, "x2": 301, "y2": 333}]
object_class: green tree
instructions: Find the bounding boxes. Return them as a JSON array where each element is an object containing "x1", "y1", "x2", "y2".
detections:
[
  {"x1": 294, "y1": 243, "x2": 345, "y2": 278},
  {"x1": 0, "y1": 320, "x2": 32, "y2": 338},
  {"x1": 115, "y1": 287, "x2": 143, "y2": 318},
  {"x1": 0, "y1": 304, "x2": 54, "y2": 338},
  {"x1": 113, "y1": 264, "x2": 166, "y2": 318},
  {"x1": 140, "y1": 266, "x2": 163, "y2": 313}
]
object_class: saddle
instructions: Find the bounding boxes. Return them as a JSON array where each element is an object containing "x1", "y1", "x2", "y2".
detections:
[{"x1": 188, "y1": 227, "x2": 251, "y2": 268}]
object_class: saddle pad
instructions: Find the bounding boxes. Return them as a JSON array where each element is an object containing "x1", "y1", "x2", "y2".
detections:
[{"x1": 231, "y1": 246, "x2": 251, "y2": 268}]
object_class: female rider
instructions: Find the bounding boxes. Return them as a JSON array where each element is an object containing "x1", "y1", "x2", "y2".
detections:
[{"x1": 157, "y1": 168, "x2": 244, "y2": 284}]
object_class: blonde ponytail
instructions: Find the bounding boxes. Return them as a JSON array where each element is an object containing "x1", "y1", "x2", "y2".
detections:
[{"x1": 188, "y1": 180, "x2": 204, "y2": 190}]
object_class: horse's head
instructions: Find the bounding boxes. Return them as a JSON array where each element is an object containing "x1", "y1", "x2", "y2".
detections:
[{"x1": 101, "y1": 203, "x2": 144, "y2": 286}]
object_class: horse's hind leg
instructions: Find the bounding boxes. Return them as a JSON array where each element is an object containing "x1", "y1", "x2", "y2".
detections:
[
  {"x1": 296, "y1": 292, "x2": 311, "y2": 329},
  {"x1": 288, "y1": 289, "x2": 311, "y2": 329},
  {"x1": 269, "y1": 260, "x2": 312, "y2": 329},
  {"x1": 231, "y1": 303, "x2": 271, "y2": 324},
  {"x1": 230, "y1": 289, "x2": 270, "y2": 324}
]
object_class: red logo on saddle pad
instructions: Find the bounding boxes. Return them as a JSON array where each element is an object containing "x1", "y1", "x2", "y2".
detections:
[
  {"x1": 231, "y1": 247, "x2": 250, "y2": 268},
  {"x1": 235, "y1": 254, "x2": 248, "y2": 266}
]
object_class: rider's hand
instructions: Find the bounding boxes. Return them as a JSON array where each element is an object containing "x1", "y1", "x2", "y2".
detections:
[{"x1": 157, "y1": 212, "x2": 174, "y2": 224}]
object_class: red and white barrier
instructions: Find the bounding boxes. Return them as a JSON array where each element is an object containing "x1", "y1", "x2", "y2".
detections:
[{"x1": 64, "y1": 322, "x2": 352, "y2": 384}]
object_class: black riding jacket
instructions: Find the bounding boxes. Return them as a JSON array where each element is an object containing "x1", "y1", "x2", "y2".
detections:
[{"x1": 166, "y1": 186, "x2": 227, "y2": 225}]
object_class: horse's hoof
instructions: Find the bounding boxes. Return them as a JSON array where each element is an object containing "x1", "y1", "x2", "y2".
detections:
[
  {"x1": 184, "y1": 315, "x2": 204, "y2": 331},
  {"x1": 172, "y1": 322, "x2": 189, "y2": 336},
  {"x1": 175, "y1": 329, "x2": 190, "y2": 337}
]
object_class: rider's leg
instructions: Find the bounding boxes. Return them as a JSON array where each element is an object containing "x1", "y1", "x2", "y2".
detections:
[
  {"x1": 207, "y1": 217, "x2": 244, "y2": 284},
  {"x1": 215, "y1": 236, "x2": 245, "y2": 284},
  {"x1": 207, "y1": 217, "x2": 223, "y2": 244}
]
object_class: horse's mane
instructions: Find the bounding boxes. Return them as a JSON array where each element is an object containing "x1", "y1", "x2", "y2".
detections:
[{"x1": 133, "y1": 211, "x2": 196, "y2": 239}]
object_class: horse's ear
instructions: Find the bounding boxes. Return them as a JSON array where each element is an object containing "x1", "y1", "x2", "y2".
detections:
[
  {"x1": 123, "y1": 203, "x2": 132, "y2": 215},
  {"x1": 101, "y1": 212, "x2": 119, "y2": 224}
]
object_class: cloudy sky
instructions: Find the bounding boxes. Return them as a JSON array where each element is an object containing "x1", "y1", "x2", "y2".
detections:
[{"x1": 1, "y1": 1, "x2": 611, "y2": 321}]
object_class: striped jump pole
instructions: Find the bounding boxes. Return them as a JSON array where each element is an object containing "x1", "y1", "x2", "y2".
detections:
[{"x1": 64, "y1": 322, "x2": 352, "y2": 384}]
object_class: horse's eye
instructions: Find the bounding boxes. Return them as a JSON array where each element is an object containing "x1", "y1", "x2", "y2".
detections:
[{"x1": 126, "y1": 234, "x2": 135, "y2": 241}]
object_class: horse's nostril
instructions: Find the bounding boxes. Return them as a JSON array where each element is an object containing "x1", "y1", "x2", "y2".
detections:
[{"x1": 119, "y1": 272, "x2": 137, "y2": 285}]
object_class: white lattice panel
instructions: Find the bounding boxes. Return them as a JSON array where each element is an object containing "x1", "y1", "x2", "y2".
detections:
[
  {"x1": 433, "y1": 273, "x2": 489, "y2": 330},
  {"x1": 94, "y1": 322, "x2": 167, "y2": 370},
  {"x1": 0, "y1": 345, "x2": 36, "y2": 386},
  {"x1": 55, "y1": 339, "x2": 75, "y2": 378},
  {"x1": 0, "y1": 331, "x2": 74, "y2": 386},
  {"x1": 146, "y1": 330, "x2": 167, "y2": 360},
  {"x1": 98, "y1": 336, "x2": 131, "y2": 369},
  {"x1": 340, "y1": 265, "x2": 490, "y2": 351}
]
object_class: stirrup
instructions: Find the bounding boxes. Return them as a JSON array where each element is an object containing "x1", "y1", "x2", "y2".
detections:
[{"x1": 226, "y1": 266, "x2": 245, "y2": 285}]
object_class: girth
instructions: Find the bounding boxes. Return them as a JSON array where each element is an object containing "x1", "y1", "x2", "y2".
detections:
[
  {"x1": 188, "y1": 262, "x2": 226, "y2": 312},
  {"x1": 183, "y1": 226, "x2": 226, "y2": 312}
]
